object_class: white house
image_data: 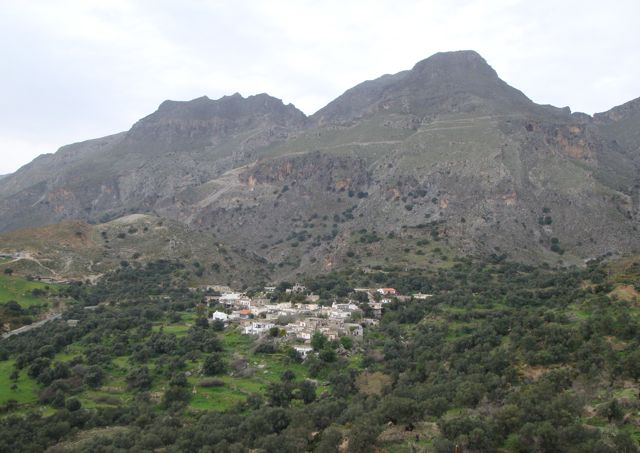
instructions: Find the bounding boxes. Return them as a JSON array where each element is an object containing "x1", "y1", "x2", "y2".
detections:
[
  {"x1": 243, "y1": 322, "x2": 275, "y2": 335},
  {"x1": 329, "y1": 310, "x2": 351, "y2": 320},
  {"x1": 211, "y1": 311, "x2": 229, "y2": 323},
  {"x1": 220, "y1": 292, "x2": 242, "y2": 303},
  {"x1": 293, "y1": 345, "x2": 314, "y2": 359},
  {"x1": 331, "y1": 302, "x2": 358, "y2": 311}
]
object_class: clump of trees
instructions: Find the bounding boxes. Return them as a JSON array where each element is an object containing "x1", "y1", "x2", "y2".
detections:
[{"x1": 0, "y1": 259, "x2": 639, "y2": 452}]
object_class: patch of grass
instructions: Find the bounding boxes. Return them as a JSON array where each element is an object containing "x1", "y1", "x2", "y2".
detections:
[
  {"x1": 584, "y1": 415, "x2": 608, "y2": 428},
  {"x1": 0, "y1": 360, "x2": 38, "y2": 406},
  {"x1": 254, "y1": 355, "x2": 308, "y2": 384},
  {"x1": 222, "y1": 330, "x2": 254, "y2": 354},
  {"x1": 613, "y1": 387, "x2": 637, "y2": 400},
  {"x1": 189, "y1": 385, "x2": 246, "y2": 411},
  {"x1": 0, "y1": 274, "x2": 59, "y2": 308},
  {"x1": 151, "y1": 324, "x2": 190, "y2": 337},
  {"x1": 620, "y1": 424, "x2": 640, "y2": 444},
  {"x1": 54, "y1": 344, "x2": 87, "y2": 363}
]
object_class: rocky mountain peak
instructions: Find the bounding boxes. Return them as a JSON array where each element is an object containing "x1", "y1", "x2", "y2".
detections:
[
  {"x1": 409, "y1": 50, "x2": 497, "y2": 79},
  {"x1": 122, "y1": 92, "x2": 307, "y2": 156},
  {"x1": 312, "y1": 50, "x2": 535, "y2": 124},
  {"x1": 140, "y1": 92, "x2": 306, "y2": 127}
]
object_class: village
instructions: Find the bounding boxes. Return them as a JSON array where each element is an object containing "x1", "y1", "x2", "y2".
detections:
[{"x1": 196, "y1": 283, "x2": 432, "y2": 358}]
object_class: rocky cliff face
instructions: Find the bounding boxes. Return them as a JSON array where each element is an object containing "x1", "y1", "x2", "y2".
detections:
[
  {"x1": 0, "y1": 51, "x2": 638, "y2": 279},
  {"x1": 0, "y1": 93, "x2": 306, "y2": 231}
]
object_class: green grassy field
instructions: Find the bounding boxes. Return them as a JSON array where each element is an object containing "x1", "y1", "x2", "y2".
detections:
[
  {"x1": 151, "y1": 323, "x2": 190, "y2": 336},
  {"x1": 189, "y1": 385, "x2": 246, "y2": 411},
  {"x1": 0, "y1": 274, "x2": 59, "y2": 308},
  {"x1": 0, "y1": 360, "x2": 38, "y2": 406},
  {"x1": 0, "y1": 313, "x2": 332, "y2": 415}
]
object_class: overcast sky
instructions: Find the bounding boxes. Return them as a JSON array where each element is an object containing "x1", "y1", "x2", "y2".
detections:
[{"x1": 1, "y1": 0, "x2": 638, "y2": 175}]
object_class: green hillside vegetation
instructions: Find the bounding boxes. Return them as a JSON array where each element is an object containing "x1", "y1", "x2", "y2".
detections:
[
  {"x1": 0, "y1": 274, "x2": 64, "y2": 332},
  {"x1": 0, "y1": 257, "x2": 639, "y2": 451},
  {"x1": 0, "y1": 273, "x2": 60, "y2": 308}
]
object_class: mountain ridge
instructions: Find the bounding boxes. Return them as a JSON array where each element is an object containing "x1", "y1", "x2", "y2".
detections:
[{"x1": 0, "y1": 50, "x2": 638, "y2": 281}]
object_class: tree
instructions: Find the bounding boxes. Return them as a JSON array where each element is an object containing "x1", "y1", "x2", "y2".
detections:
[
  {"x1": 624, "y1": 350, "x2": 640, "y2": 382},
  {"x1": 27, "y1": 358, "x2": 50, "y2": 379},
  {"x1": 613, "y1": 431, "x2": 639, "y2": 453},
  {"x1": 340, "y1": 336, "x2": 353, "y2": 350},
  {"x1": 269, "y1": 326, "x2": 280, "y2": 337},
  {"x1": 210, "y1": 319, "x2": 225, "y2": 332},
  {"x1": 311, "y1": 332, "x2": 328, "y2": 351},
  {"x1": 298, "y1": 380, "x2": 316, "y2": 404},
  {"x1": 316, "y1": 427, "x2": 342, "y2": 453},
  {"x1": 328, "y1": 370, "x2": 356, "y2": 398},
  {"x1": 599, "y1": 399, "x2": 623, "y2": 423},
  {"x1": 319, "y1": 348, "x2": 337, "y2": 363},
  {"x1": 194, "y1": 316, "x2": 208, "y2": 328},
  {"x1": 83, "y1": 365, "x2": 104, "y2": 388},
  {"x1": 266, "y1": 382, "x2": 293, "y2": 407},
  {"x1": 347, "y1": 419, "x2": 381, "y2": 453},
  {"x1": 65, "y1": 398, "x2": 82, "y2": 412},
  {"x1": 51, "y1": 390, "x2": 65, "y2": 409},
  {"x1": 286, "y1": 347, "x2": 303, "y2": 363},
  {"x1": 202, "y1": 353, "x2": 226, "y2": 376},
  {"x1": 4, "y1": 300, "x2": 23, "y2": 315},
  {"x1": 162, "y1": 385, "x2": 191, "y2": 408},
  {"x1": 379, "y1": 396, "x2": 420, "y2": 425},
  {"x1": 425, "y1": 397, "x2": 449, "y2": 418},
  {"x1": 126, "y1": 366, "x2": 153, "y2": 391}
]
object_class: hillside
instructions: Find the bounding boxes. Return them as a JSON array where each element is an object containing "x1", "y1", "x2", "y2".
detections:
[
  {"x1": 0, "y1": 50, "x2": 638, "y2": 281},
  {"x1": 0, "y1": 214, "x2": 269, "y2": 287}
]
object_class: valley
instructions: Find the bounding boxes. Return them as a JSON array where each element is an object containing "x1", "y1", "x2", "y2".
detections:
[
  {"x1": 0, "y1": 49, "x2": 639, "y2": 452},
  {"x1": 1, "y1": 257, "x2": 639, "y2": 451}
]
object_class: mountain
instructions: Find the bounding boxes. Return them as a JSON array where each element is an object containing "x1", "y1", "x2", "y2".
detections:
[
  {"x1": 0, "y1": 93, "x2": 305, "y2": 232},
  {"x1": 0, "y1": 50, "x2": 638, "y2": 281},
  {"x1": 311, "y1": 50, "x2": 547, "y2": 125}
]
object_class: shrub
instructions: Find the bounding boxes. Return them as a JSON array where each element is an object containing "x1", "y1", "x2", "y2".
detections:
[
  {"x1": 199, "y1": 378, "x2": 225, "y2": 388},
  {"x1": 202, "y1": 353, "x2": 226, "y2": 375},
  {"x1": 255, "y1": 342, "x2": 277, "y2": 354}
]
